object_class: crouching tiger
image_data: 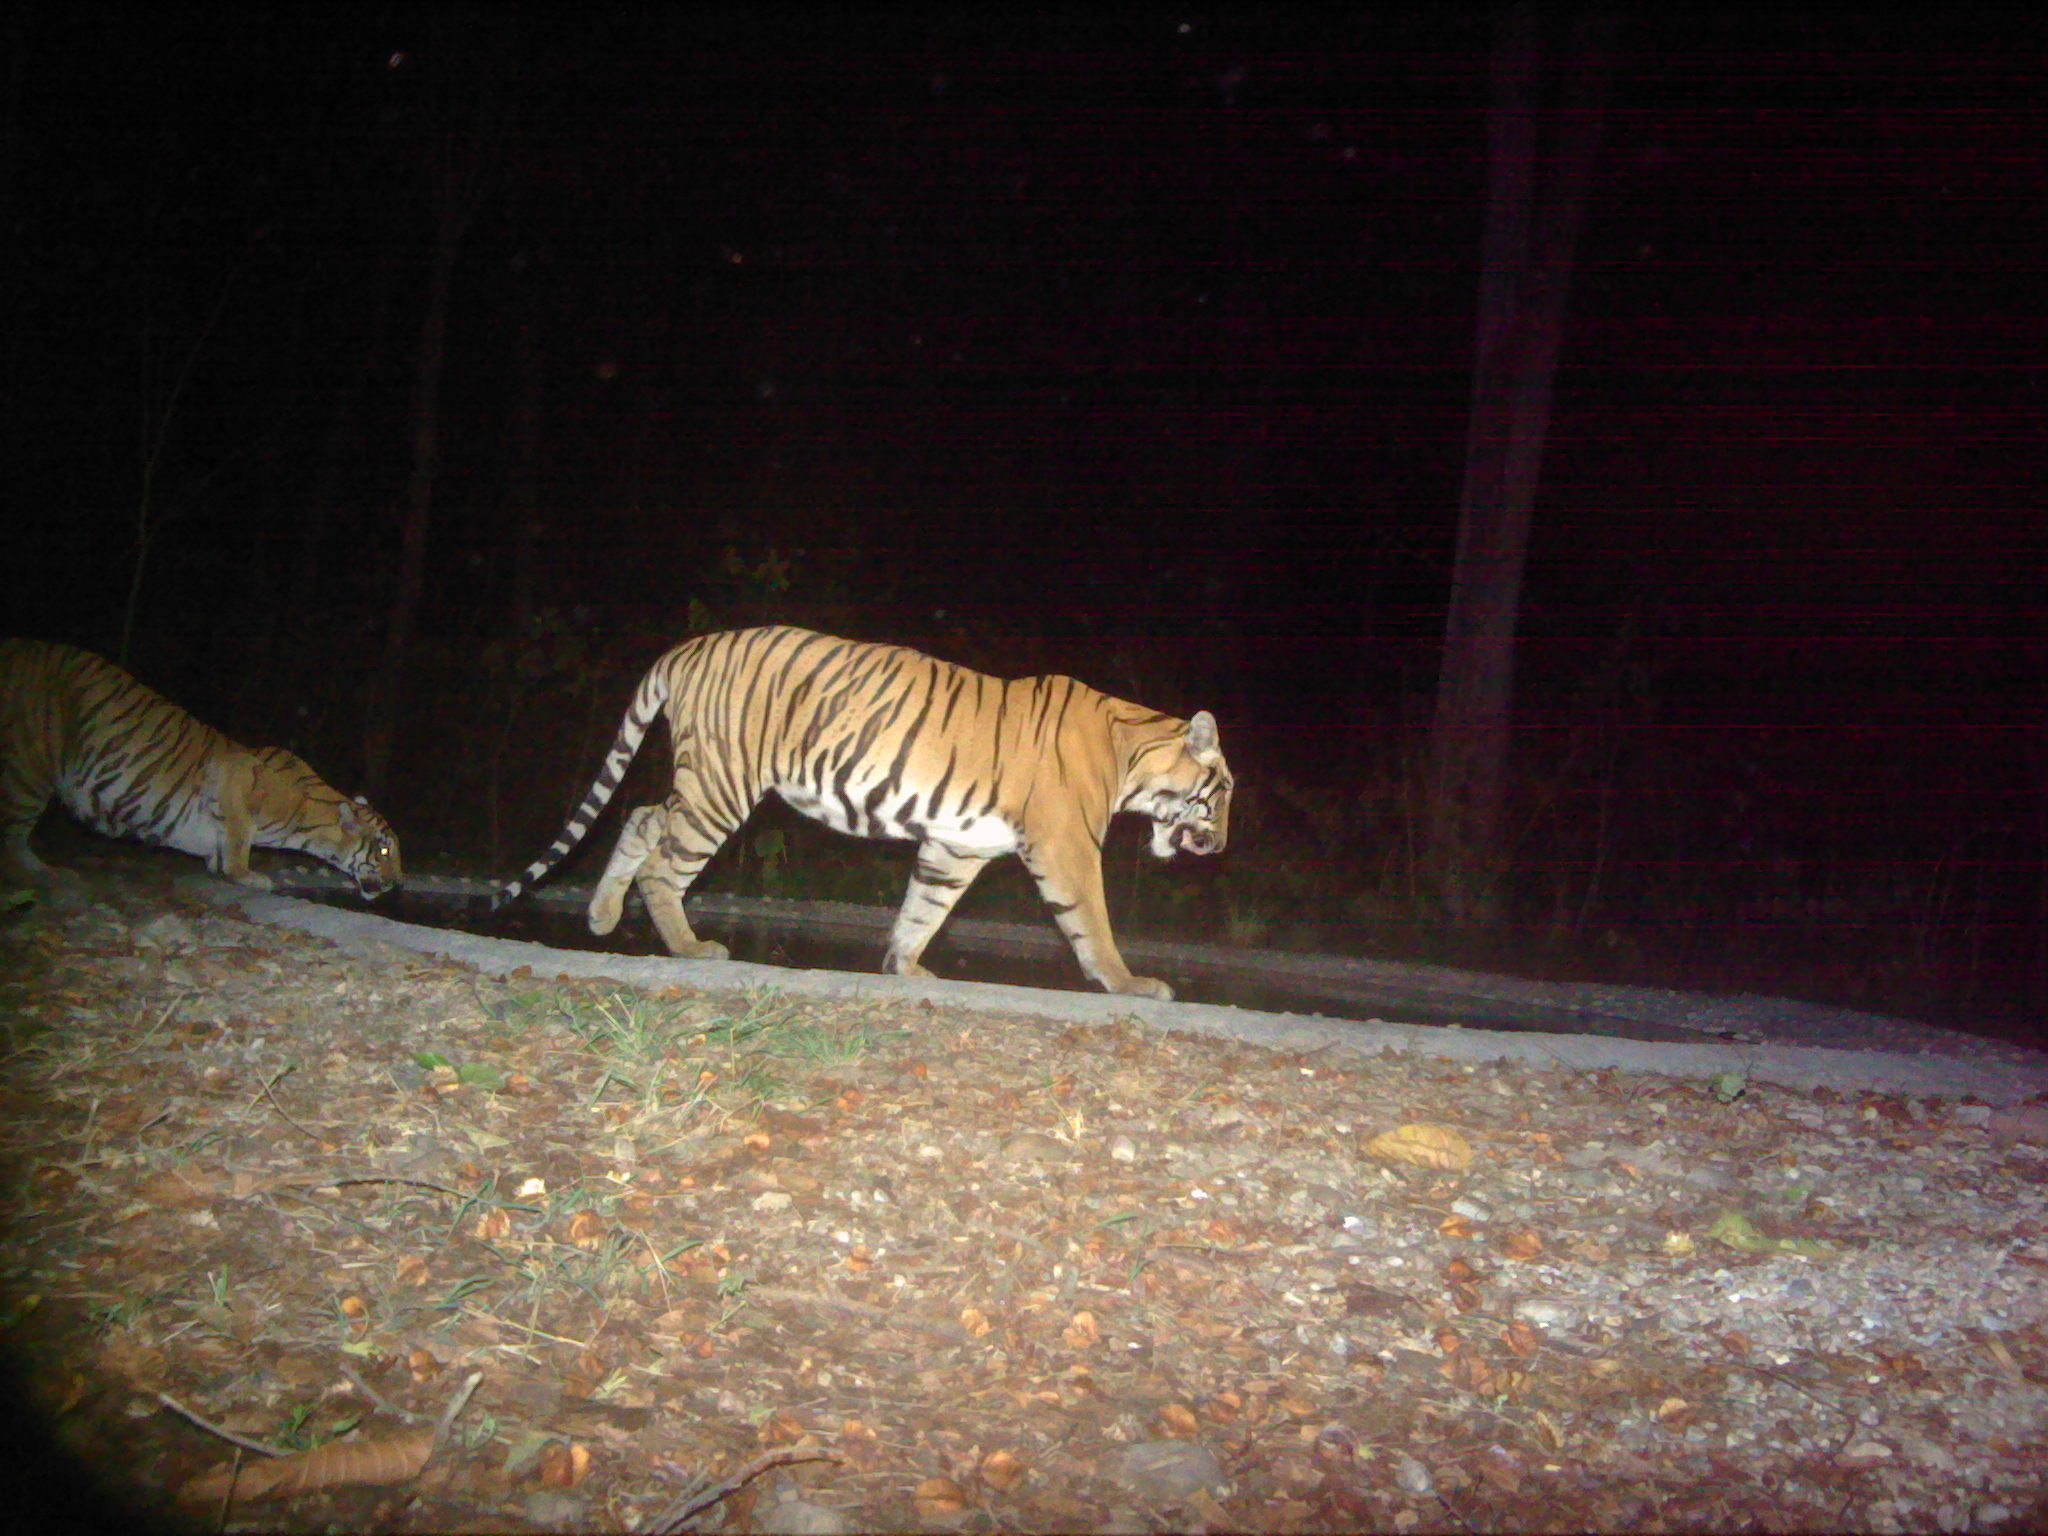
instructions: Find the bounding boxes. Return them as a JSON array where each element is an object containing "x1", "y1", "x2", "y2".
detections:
[
  {"x1": 0, "y1": 639, "x2": 401, "y2": 899},
  {"x1": 492, "y1": 626, "x2": 1232, "y2": 999}
]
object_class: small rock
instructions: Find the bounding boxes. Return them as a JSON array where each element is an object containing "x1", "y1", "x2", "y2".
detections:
[
  {"x1": 522, "y1": 1491, "x2": 587, "y2": 1528},
  {"x1": 1002, "y1": 1131, "x2": 1072, "y2": 1162},
  {"x1": 757, "y1": 1496, "x2": 853, "y2": 1535},
  {"x1": 1107, "y1": 1440, "x2": 1225, "y2": 1503},
  {"x1": 1513, "y1": 1299, "x2": 1582, "y2": 1332},
  {"x1": 133, "y1": 912, "x2": 198, "y2": 950},
  {"x1": 1841, "y1": 1440, "x2": 1893, "y2": 1463},
  {"x1": 1392, "y1": 1451, "x2": 1435, "y2": 1497},
  {"x1": 1987, "y1": 1107, "x2": 2048, "y2": 1146}
]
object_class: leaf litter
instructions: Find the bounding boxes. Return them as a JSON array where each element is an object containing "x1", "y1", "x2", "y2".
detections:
[{"x1": 1, "y1": 848, "x2": 2046, "y2": 1532}]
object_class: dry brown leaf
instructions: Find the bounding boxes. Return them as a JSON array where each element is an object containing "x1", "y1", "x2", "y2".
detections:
[
  {"x1": 474, "y1": 1208, "x2": 512, "y2": 1240},
  {"x1": 1477, "y1": 1446, "x2": 1525, "y2": 1495},
  {"x1": 566, "y1": 1210, "x2": 607, "y2": 1249},
  {"x1": 1364, "y1": 1123, "x2": 1474, "y2": 1171},
  {"x1": 133, "y1": 1165, "x2": 228, "y2": 1208},
  {"x1": 1444, "y1": 1257, "x2": 1479, "y2": 1284},
  {"x1": 1450, "y1": 1282, "x2": 1482, "y2": 1313},
  {"x1": 913, "y1": 1475, "x2": 969, "y2": 1519},
  {"x1": 1203, "y1": 1390, "x2": 1241, "y2": 1424},
  {"x1": 762, "y1": 1409, "x2": 809, "y2": 1445},
  {"x1": 1062, "y1": 1310, "x2": 1100, "y2": 1349},
  {"x1": 1978, "y1": 1334, "x2": 2025, "y2": 1381},
  {"x1": 1502, "y1": 1318, "x2": 1541, "y2": 1358},
  {"x1": 181, "y1": 1427, "x2": 436, "y2": 1503},
  {"x1": 1157, "y1": 1402, "x2": 1200, "y2": 1436},
  {"x1": 1434, "y1": 1326, "x2": 1464, "y2": 1354},
  {"x1": 958, "y1": 1306, "x2": 992, "y2": 1338},
  {"x1": 537, "y1": 1440, "x2": 592, "y2": 1487},
  {"x1": 838, "y1": 1419, "x2": 883, "y2": 1473},
  {"x1": 1313, "y1": 1423, "x2": 1359, "y2": 1465},
  {"x1": 619, "y1": 1192, "x2": 660, "y2": 1222},
  {"x1": 1438, "y1": 1213, "x2": 1474, "y2": 1239},
  {"x1": 1500, "y1": 1227, "x2": 1545, "y2": 1260},
  {"x1": 1441, "y1": 1349, "x2": 1495, "y2": 1394},
  {"x1": 978, "y1": 1448, "x2": 1027, "y2": 1491},
  {"x1": 1201, "y1": 1216, "x2": 1246, "y2": 1245}
]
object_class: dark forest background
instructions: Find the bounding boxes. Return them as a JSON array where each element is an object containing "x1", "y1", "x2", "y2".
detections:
[{"x1": 5, "y1": 4, "x2": 2043, "y2": 1042}]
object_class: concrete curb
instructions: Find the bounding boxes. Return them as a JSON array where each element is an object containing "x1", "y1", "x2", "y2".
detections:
[{"x1": 180, "y1": 873, "x2": 2048, "y2": 1106}]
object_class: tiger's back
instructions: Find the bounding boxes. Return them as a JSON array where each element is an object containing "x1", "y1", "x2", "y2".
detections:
[
  {"x1": 0, "y1": 639, "x2": 401, "y2": 898},
  {"x1": 495, "y1": 626, "x2": 1231, "y2": 998}
]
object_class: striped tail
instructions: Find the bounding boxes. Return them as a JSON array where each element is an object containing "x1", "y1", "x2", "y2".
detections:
[{"x1": 489, "y1": 659, "x2": 673, "y2": 911}]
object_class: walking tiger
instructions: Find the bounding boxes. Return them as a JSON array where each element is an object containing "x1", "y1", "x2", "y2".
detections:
[{"x1": 492, "y1": 626, "x2": 1231, "y2": 998}]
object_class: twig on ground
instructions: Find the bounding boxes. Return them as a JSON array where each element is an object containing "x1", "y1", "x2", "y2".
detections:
[
  {"x1": 655, "y1": 1447, "x2": 841, "y2": 1533},
  {"x1": 156, "y1": 1390, "x2": 286, "y2": 1458},
  {"x1": 250, "y1": 1067, "x2": 324, "y2": 1143}
]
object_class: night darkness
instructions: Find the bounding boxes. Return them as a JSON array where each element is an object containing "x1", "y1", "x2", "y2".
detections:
[{"x1": 5, "y1": 4, "x2": 2045, "y2": 1038}]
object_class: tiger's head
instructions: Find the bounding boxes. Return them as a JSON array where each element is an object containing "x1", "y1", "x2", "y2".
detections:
[
  {"x1": 1126, "y1": 710, "x2": 1232, "y2": 862},
  {"x1": 332, "y1": 796, "x2": 403, "y2": 899}
]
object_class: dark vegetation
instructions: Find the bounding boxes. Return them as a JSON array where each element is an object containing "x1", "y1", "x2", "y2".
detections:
[{"x1": 11, "y1": 8, "x2": 2044, "y2": 1046}]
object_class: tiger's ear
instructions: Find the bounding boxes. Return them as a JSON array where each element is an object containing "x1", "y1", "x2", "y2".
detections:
[{"x1": 1186, "y1": 710, "x2": 1220, "y2": 760}]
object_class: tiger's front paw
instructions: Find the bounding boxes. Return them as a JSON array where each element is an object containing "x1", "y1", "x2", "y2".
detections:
[
  {"x1": 1114, "y1": 975, "x2": 1174, "y2": 1002},
  {"x1": 230, "y1": 870, "x2": 275, "y2": 892},
  {"x1": 588, "y1": 890, "x2": 626, "y2": 935}
]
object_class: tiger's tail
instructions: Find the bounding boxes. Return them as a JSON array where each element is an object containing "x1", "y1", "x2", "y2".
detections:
[{"x1": 489, "y1": 657, "x2": 675, "y2": 911}]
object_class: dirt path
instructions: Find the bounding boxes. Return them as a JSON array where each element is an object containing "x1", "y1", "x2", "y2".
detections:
[{"x1": 3, "y1": 853, "x2": 2046, "y2": 1531}]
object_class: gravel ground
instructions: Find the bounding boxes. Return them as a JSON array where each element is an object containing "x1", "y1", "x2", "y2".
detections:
[{"x1": 2, "y1": 851, "x2": 2045, "y2": 1532}]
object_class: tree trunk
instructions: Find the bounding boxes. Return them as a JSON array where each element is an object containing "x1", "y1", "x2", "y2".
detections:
[
  {"x1": 1425, "y1": 4, "x2": 1612, "y2": 926},
  {"x1": 361, "y1": 23, "x2": 515, "y2": 798},
  {"x1": 297, "y1": 239, "x2": 399, "y2": 626},
  {"x1": 506, "y1": 316, "x2": 545, "y2": 636},
  {"x1": 364, "y1": 230, "x2": 458, "y2": 798}
]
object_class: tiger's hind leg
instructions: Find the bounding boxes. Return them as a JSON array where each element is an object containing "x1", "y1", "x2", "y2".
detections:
[
  {"x1": 1, "y1": 827, "x2": 85, "y2": 901},
  {"x1": 0, "y1": 770, "x2": 86, "y2": 903},
  {"x1": 885, "y1": 841, "x2": 996, "y2": 978},
  {"x1": 589, "y1": 799, "x2": 731, "y2": 960}
]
